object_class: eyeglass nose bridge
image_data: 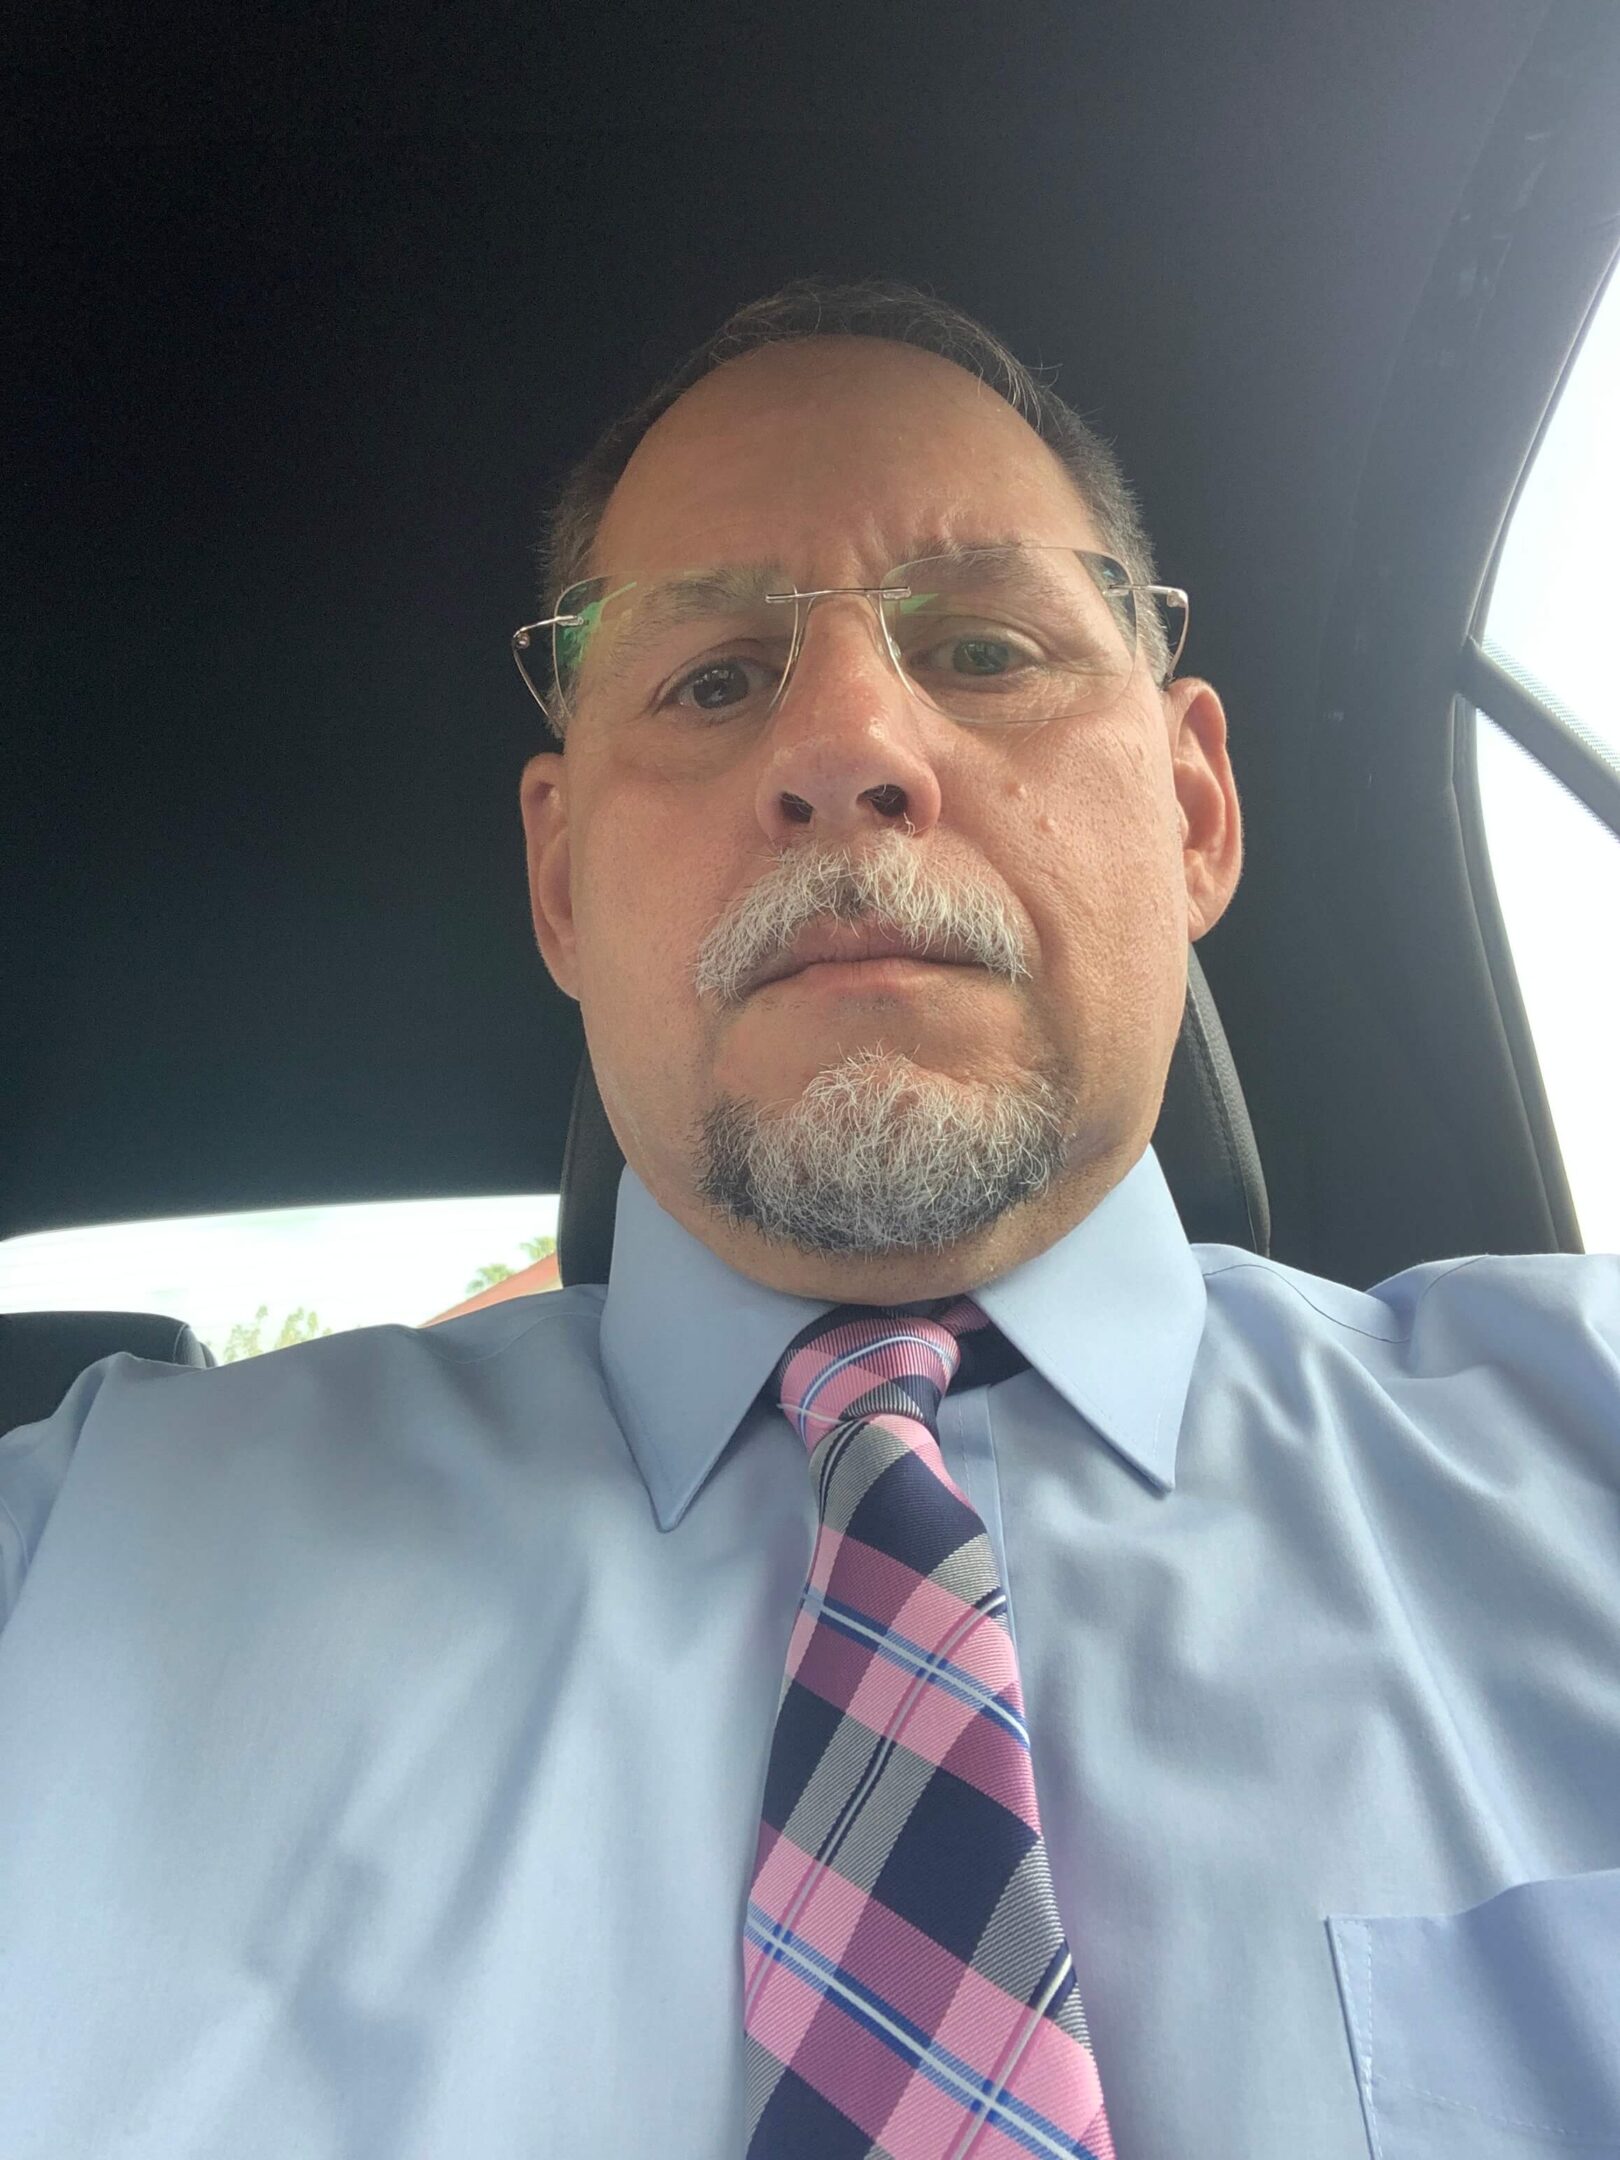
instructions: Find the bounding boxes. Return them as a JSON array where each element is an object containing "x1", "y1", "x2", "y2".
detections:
[{"x1": 760, "y1": 580, "x2": 918, "y2": 718}]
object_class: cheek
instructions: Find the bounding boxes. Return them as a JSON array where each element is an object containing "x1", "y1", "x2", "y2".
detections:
[
  {"x1": 1027, "y1": 726, "x2": 1180, "y2": 897},
  {"x1": 1018, "y1": 731, "x2": 1187, "y2": 1005},
  {"x1": 577, "y1": 865, "x2": 683, "y2": 1011},
  {"x1": 568, "y1": 793, "x2": 726, "y2": 1047}
]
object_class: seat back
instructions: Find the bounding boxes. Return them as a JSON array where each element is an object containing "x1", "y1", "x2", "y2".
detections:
[
  {"x1": 0, "y1": 1310, "x2": 212, "y2": 1435},
  {"x1": 558, "y1": 944, "x2": 1268, "y2": 1284}
]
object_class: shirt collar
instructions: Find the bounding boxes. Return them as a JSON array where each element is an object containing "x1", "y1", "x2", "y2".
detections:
[{"x1": 599, "y1": 1145, "x2": 1207, "y2": 1530}]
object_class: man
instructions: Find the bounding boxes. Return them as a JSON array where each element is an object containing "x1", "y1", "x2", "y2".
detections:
[{"x1": 2, "y1": 280, "x2": 1617, "y2": 2160}]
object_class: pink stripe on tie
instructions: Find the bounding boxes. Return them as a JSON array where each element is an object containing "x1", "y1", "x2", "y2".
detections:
[
  {"x1": 790, "y1": 1621, "x2": 1038, "y2": 1825},
  {"x1": 807, "y1": 1527, "x2": 1020, "y2": 1697},
  {"x1": 754, "y1": 1826, "x2": 1109, "y2": 2122},
  {"x1": 778, "y1": 1327, "x2": 957, "y2": 1445},
  {"x1": 747, "y1": 1955, "x2": 904, "y2": 2145}
]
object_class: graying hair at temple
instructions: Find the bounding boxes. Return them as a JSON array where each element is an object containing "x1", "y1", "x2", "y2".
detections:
[{"x1": 531, "y1": 275, "x2": 1171, "y2": 740}]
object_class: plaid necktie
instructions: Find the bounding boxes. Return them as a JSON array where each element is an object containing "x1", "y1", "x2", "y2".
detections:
[{"x1": 743, "y1": 1299, "x2": 1115, "y2": 2160}]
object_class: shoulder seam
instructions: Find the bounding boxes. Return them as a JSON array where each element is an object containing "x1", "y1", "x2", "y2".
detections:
[
  {"x1": 417, "y1": 1294, "x2": 604, "y2": 1370},
  {"x1": 1406, "y1": 1253, "x2": 1490, "y2": 1322},
  {"x1": 1198, "y1": 1255, "x2": 1406, "y2": 1344}
]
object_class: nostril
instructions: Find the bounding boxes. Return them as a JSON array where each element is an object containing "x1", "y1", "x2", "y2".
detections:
[
  {"x1": 866, "y1": 784, "x2": 907, "y2": 818},
  {"x1": 780, "y1": 792, "x2": 814, "y2": 824}
]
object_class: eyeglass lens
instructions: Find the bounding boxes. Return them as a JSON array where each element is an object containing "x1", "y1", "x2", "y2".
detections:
[{"x1": 549, "y1": 546, "x2": 1154, "y2": 730}]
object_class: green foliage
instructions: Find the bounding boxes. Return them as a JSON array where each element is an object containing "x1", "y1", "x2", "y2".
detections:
[{"x1": 221, "y1": 1304, "x2": 332, "y2": 1363}]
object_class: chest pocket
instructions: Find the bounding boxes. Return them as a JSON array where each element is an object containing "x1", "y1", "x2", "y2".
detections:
[{"x1": 1327, "y1": 1869, "x2": 1620, "y2": 2158}]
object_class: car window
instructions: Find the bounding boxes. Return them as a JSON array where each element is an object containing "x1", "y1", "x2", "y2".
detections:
[
  {"x1": 1471, "y1": 261, "x2": 1620, "y2": 1250},
  {"x1": 0, "y1": 1197, "x2": 560, "y2": 1362}
]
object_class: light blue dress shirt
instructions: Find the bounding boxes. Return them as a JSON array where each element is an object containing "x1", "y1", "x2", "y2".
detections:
[{"x1": 2, "y1": 1145, "x2": 1618, "y2": 2160}]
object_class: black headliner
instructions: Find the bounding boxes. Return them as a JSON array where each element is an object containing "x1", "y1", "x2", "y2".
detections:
[{"x1": 6, "y1": 1, "x2": 1618, "y2": 1285}]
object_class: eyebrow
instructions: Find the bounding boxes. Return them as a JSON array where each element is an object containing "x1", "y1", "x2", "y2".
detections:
[{"x1": 594, "y1": 534, "x2": 1031, "y2": 670}]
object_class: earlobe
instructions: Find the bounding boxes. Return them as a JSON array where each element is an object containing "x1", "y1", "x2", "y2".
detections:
[{"x1": 519, "y1": 751, "x2": 581, "y2": 1001}]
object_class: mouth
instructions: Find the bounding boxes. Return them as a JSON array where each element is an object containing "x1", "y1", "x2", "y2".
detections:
[
  {"x1": 745, "y1": 924, "x2": 984, "y2": 998},
  {"x1": 761, "y1": 954, "x2": 975, "y2": 994}
]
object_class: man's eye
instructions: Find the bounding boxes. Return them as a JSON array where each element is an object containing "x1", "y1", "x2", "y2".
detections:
[
  {"x1": 664, "y1": 656, "x2": 775, "y2": 715},
  {"x1": 912, "y1": 633, "x2": 1031, "y2": 679}
]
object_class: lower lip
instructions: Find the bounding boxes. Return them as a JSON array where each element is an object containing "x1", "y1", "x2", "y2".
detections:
[{"x1": 769, "y1": 958, "x2": 967, "y2": 992}]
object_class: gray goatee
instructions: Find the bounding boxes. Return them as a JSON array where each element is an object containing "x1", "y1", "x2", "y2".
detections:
[{"x1": 691, "y1": 836, "x2": 1074, "y2": 1256}]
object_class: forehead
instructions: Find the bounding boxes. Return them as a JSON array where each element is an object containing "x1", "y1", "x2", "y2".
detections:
[{"x1": 591, "y1": 338, "x2": 1105, "y2": 580}]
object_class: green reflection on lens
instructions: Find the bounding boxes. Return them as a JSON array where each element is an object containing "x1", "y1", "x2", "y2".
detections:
[{"x1": 557, "y1": 580, "x2": 639, "y2": 705}]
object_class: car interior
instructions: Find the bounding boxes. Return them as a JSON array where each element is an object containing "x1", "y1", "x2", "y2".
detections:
[{"x1": 6, "y1": 1, "x2": 1620, "y2": 1424}]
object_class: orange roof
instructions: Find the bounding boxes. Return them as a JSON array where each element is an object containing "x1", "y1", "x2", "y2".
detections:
[{"x1": 424, "y1": 1250, "x2": 561, "y2": 1326}]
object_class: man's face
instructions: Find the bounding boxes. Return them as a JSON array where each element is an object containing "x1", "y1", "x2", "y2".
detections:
[{"x1": 521, "y1": 337, "x2": 1241, "y2": 1298}]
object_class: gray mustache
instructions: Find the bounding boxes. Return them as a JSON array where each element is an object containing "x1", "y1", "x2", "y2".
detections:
[{"x1": 694, "y1": 838, "x2": 1031, "y2": 1006}]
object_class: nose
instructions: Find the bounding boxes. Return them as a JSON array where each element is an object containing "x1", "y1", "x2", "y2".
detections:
[{"x1": 752, "y1": 592, "x2": 945, "y2": 846}]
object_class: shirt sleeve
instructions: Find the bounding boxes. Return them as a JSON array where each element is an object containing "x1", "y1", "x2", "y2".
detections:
[{"x1": 0, "y1": 1356, "x2": 122, "y2": 1634}]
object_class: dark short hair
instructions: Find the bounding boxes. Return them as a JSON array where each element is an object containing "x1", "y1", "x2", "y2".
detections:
[{"x1": 533, "y1": 275, "x2": 1167, "y2": 737}]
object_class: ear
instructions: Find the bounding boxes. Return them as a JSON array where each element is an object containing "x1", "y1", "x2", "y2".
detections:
[
  {"x1": 519, "y1": 751, "x2": 580, "y2": 1001},
  {"x1": 1165, "y1": 678, "x2": 1243, "y2": 938}
]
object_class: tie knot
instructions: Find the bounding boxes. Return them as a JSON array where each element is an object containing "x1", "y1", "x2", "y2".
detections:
[{"x1": 771, "y1": 1298, "x2": 994, "y2": 1456}]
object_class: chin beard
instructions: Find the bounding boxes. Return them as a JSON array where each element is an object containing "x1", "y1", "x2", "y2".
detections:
[{"x1": 694, "y1": 1049, "x2": 1073, "y2": 1257}]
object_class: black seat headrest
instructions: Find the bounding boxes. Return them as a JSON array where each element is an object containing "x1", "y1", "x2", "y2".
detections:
[
  {"x1": 0, "y1": 1309, "x2": 213, "y2": 1437},
  {"x1": 558, "y1": 943, "x2": 1268, "y2": 1286}
]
